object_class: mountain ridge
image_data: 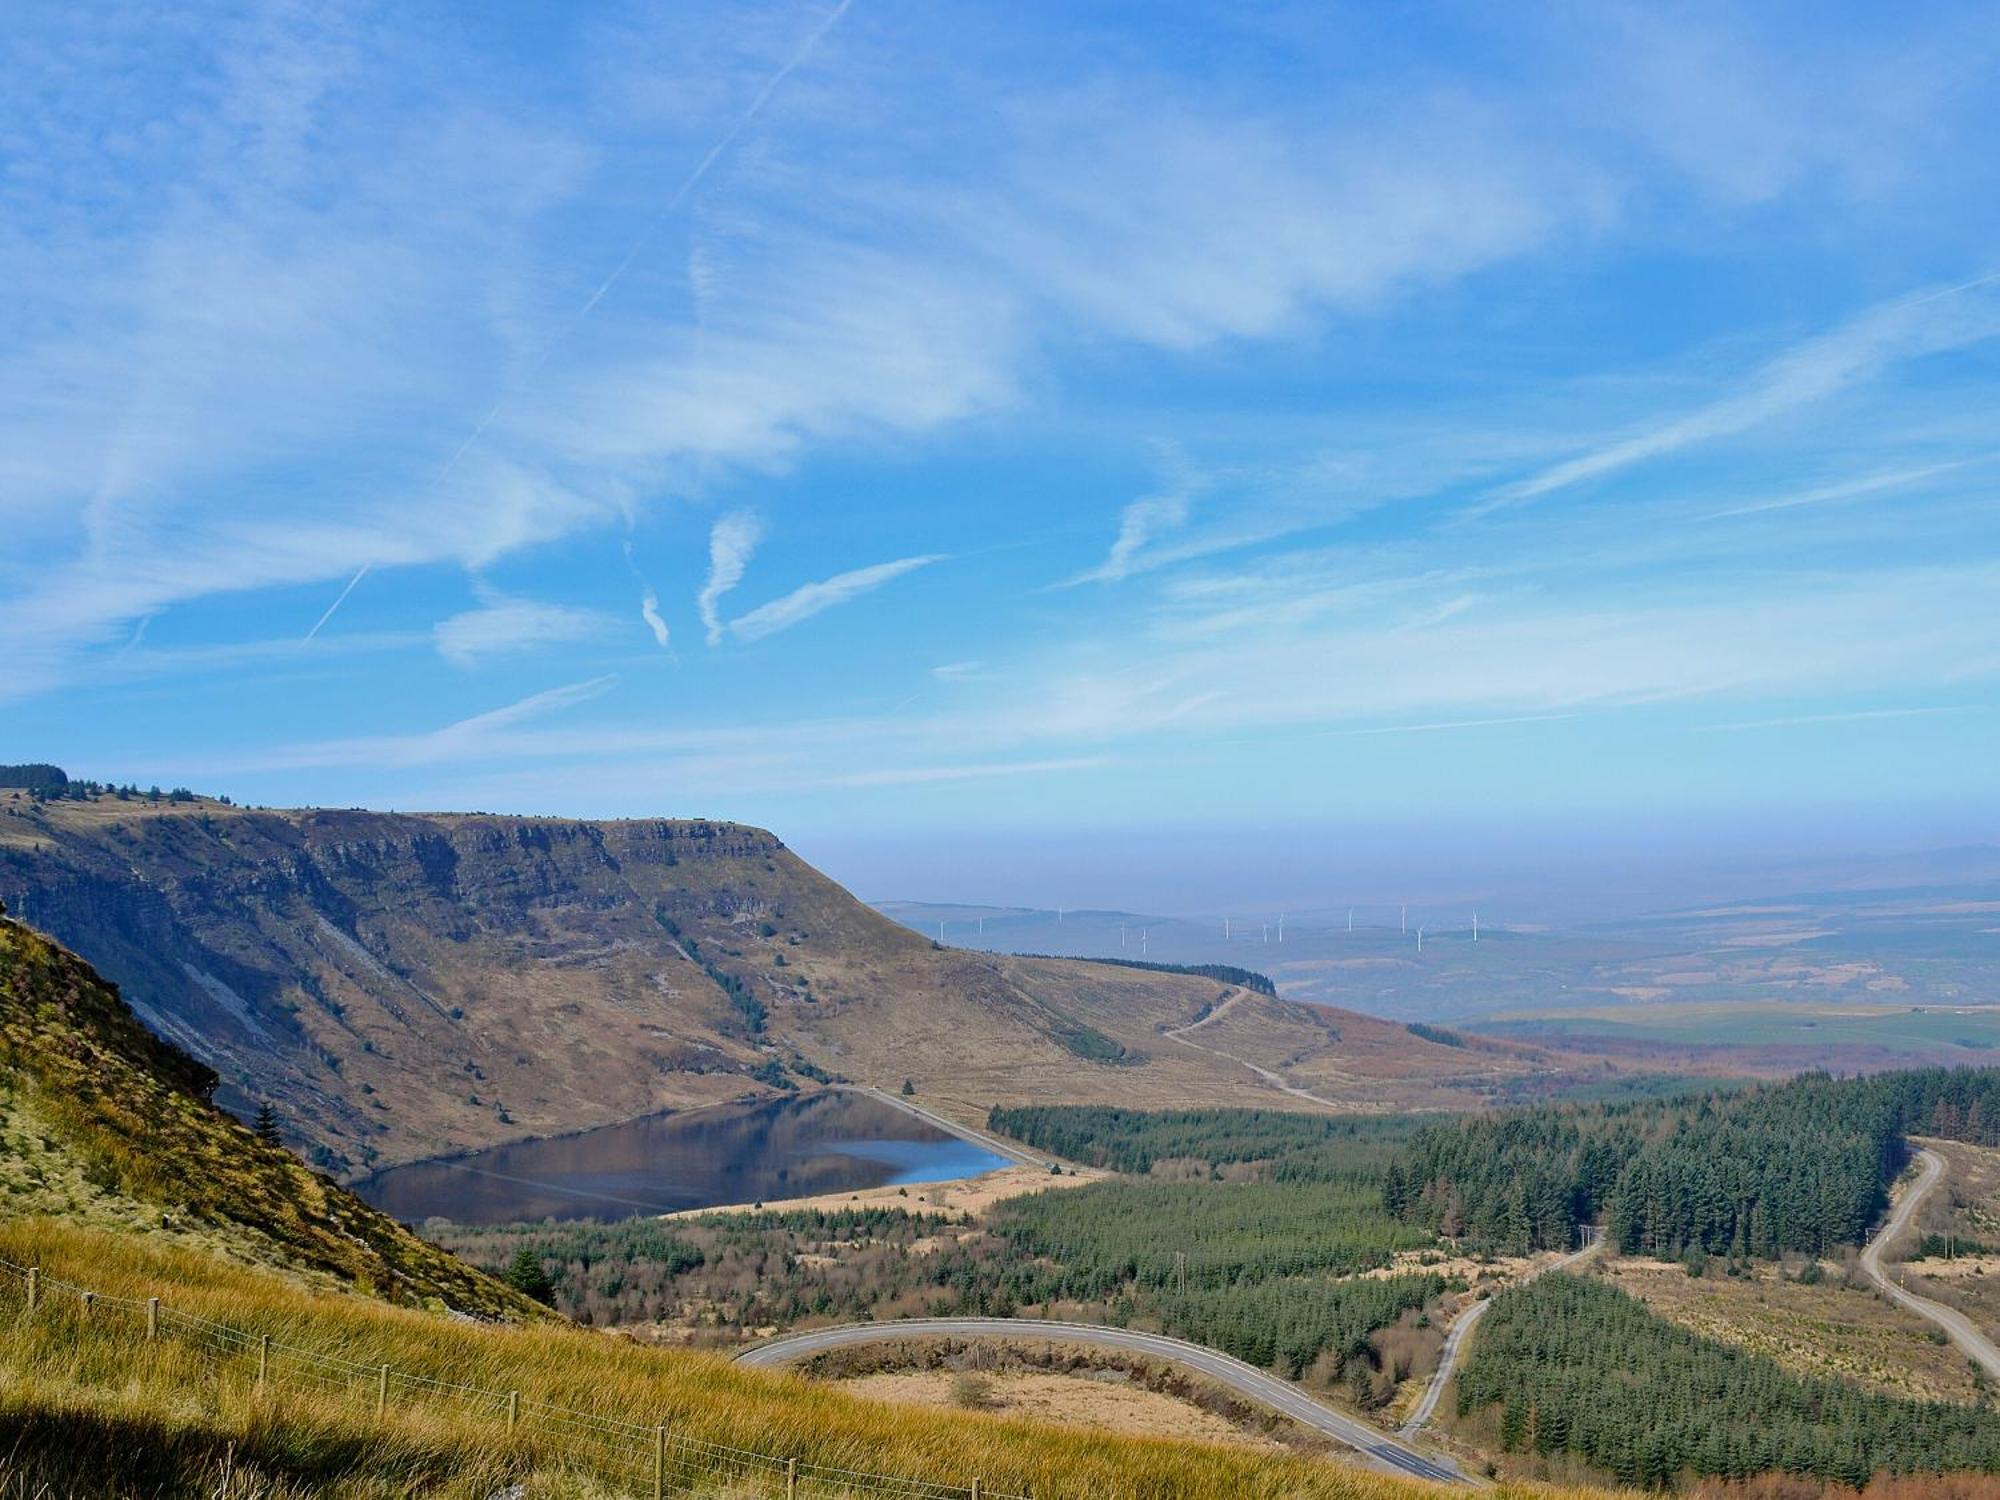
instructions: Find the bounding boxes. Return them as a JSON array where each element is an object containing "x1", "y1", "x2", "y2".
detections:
[{"x1": 0, "y1": 787, "x2": 1568, "y2": 1176}]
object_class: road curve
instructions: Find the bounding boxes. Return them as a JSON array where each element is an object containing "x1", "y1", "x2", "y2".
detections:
[
  {"x1": 1861, "y1": 1147, "x2": 2000, "y2": 1380},
  {"x1": 1399, "y1": 1235, "x2": 1602, "y2": 1439},
  {"x1": 736, "y1": 1316, "x2": 1472, "y2": 1484}
]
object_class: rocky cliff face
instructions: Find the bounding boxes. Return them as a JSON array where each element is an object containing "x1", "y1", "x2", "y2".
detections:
[
  {"x1": 0, "y1": 800, "x2": 823, "y2": 1173},
  {"x1": 0, "y1": 790, "x2": 1548, "y2": 1175}
]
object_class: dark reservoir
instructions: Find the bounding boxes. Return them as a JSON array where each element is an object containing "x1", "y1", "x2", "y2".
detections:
[{"x1": 353, "y1": 1090, "x2": 1010, "y2": 1225}]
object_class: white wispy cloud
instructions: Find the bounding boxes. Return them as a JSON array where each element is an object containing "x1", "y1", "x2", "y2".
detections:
[
  {"x1": 230, "y1": 676, "x2": 618, "y2": 770},
  {"x1": 731, "y1": 554, "x2": 944, "y2": 642},
  {"x1": 698, "y1": 510, "x2": 765, "y2": 646},
  {"x1": 1699, "y1": 459, "x2": 1984, "y2": 521},
  {"x1": 1078, "y1": 487, "x2": 1195, "y2": 585},
  {"x1": 433, "y1": 597, "x2": 609, "y2": 668},
  {"x1": 1695, "y1": 705, "x2": 1979, "y2": 733},
  {"x1": 0, "y1": 6, "x2": 1604, "y2": 695},
  {"x1": 1486, "y1": 274, "x2": 2000, "y2": 508},
  {"x1": 9, "y1": 0, "x2": 2000, "y2": 814},
  {"x1": 1315, "y1": 712, "x2": 1579, "y2": 739},
  {"x1": 622, "y1": 543, "x2": 672, "y2": 652},
  {"x1": 639, "y1": 588, "x2": 671, "y2": 650},
  {"x1": 826, "y1": 756, "x2": 1110, "y2": 787}
]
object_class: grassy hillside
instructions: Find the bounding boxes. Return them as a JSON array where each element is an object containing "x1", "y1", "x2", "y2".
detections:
[
  {"x1": 0, "y1": 913, "x2": 534, "y2": 1318},
  {"x1": 0, "y1": 789, "x2": 1555, "y2": 1174},
  {"x1": 0, "y1": 1216, "x2": 1625, "y2": 1500}
]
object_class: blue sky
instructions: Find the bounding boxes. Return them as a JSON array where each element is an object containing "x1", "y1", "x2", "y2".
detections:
[{"x1": 5, "y1": 1, "x2": 1999, "y2": 900}]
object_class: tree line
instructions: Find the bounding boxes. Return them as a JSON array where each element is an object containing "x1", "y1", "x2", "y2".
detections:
[
  {"x1": 1387, "y1": 1066, "x2": 2000, "y2": 1258},
  {"x1": 989, "y1": 1104, "x2": 1417, "y2": 1177}
]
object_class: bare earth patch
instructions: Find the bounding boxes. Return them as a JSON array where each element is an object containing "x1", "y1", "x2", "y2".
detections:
[
  {"x1": 835, "y1": 1369, "x2": 1285, "y2": 1450},
  {"x1": 660, "y1": 1162, "x2": 1107, "y2": 1222}
]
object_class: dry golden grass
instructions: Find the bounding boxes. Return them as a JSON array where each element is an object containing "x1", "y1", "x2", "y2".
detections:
[
  {"x1": 835, "y1": 1369, "x2": 1283, "y2": 1450},
  {"x1": 1597, "y1": 1255, "x2": 1983, "y2": 1404},
  {"x1": 0, "y1": 1217, "x2": 1630, "y2": 1500}
]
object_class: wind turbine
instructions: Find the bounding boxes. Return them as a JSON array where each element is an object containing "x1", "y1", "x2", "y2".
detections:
[
  {"x1": 1347, "y1": 908, "x2": 1354, "y2": 934},
  {"x1": 1416, "y1": 925, "x2": 1425, "y2": 954},
  {"x1": 1224, "y1": 917, "x2": 1231, "y2": 940},
  {"x1": 1277, "y1": 913, "x2": 1286, "y2": 944},
  {"x1": 1401, "y1": 904, "x2": 1407, "y2": 935},
  {"x1": 1472, "y1": 912, "x2": 1479, "y2": 943}
]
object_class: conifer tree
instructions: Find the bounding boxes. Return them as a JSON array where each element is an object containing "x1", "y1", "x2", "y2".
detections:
[{"x1": 252, "y1": 1101, "x2": 282, "y2": 1147}]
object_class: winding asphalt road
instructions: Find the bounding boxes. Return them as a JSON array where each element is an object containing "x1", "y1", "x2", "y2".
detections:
[
  {"x1": 1399, "y1": 1234, "x2": 1602, "y2": 1440},
  {"x1": 1861, "y1": 1147, "x2": 2000, "y2": 1380},
  {"x1": 737, "y1": 1317, "x2": 1472, "y2": 1483}
]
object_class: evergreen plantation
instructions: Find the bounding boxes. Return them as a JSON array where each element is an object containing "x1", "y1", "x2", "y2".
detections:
[
  {"x1": 1459, "y1": 1274, "x2": 2000, "y2": 1487},
  {"x1": 442, "y1": 1175, "x2": 1443, "y2": 1382},
  {"x1": 1385, "y1": 1066, "x2": 2000, "y2": 1258}
]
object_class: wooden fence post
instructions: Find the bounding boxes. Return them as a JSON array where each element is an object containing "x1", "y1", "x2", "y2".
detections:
[
  {"x1": 653, "y1": 1424, "x2": 666, "y2": 1500},
  {"x1": 376, "y1": 1363, "x2": 389, "y2": 1417},
  {"x1": 257, "y1": 1334, "x2": 270, "y2": 1391},
  {"x1": 506, "y1": 1389, "x2": 519, "y2": 1430},
  {"x1": 969, "y1": 1480, "x2": 981, "y2": 1500},
  {"x1": 24, "y1": 1268, "x2": 36, "y2": 1313},
  {"x1": 80, "y1": 1290, "x2": 94, "y2": 1318},
  {"x1": 146, "y1": 1297, "x2": 159, "y2": 1341},
  {"x1": 786, "y1": 1456, "x2": 798, "y2": 1499}
]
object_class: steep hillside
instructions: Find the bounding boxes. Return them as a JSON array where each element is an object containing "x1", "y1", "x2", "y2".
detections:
[
  {"x1": 0, "y1": 911, "x2": 534, "y2": 1317},
  {"x1": 0, "y1": 789, "x2": 1560, "y2": 1175}
]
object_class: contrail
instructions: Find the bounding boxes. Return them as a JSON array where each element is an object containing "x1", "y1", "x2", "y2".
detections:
[
  {"x1": 304, "y1": 0, "x2": 855, "y2": 640},
  {"x1": 305, "y1": 564, "x2": 371, "y2": 641}
]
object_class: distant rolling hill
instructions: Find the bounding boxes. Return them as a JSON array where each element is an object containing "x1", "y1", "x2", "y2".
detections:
[
  {"x1": 879, "y1": 872, "x2": 2000, "y2": 1049},
  {"x1": 0, "y1": 788, "x2": 1567, "y2": 1177}
]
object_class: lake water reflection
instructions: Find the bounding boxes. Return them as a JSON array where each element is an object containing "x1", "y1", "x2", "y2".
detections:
[{"x1": 353, "y1": 1091, "x2": 1009, "y2": 1226}]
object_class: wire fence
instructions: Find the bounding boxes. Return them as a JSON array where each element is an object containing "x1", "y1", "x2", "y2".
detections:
[{"x1": 0, "y1": 1259, "x2": 1029, "y2": 1500}]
